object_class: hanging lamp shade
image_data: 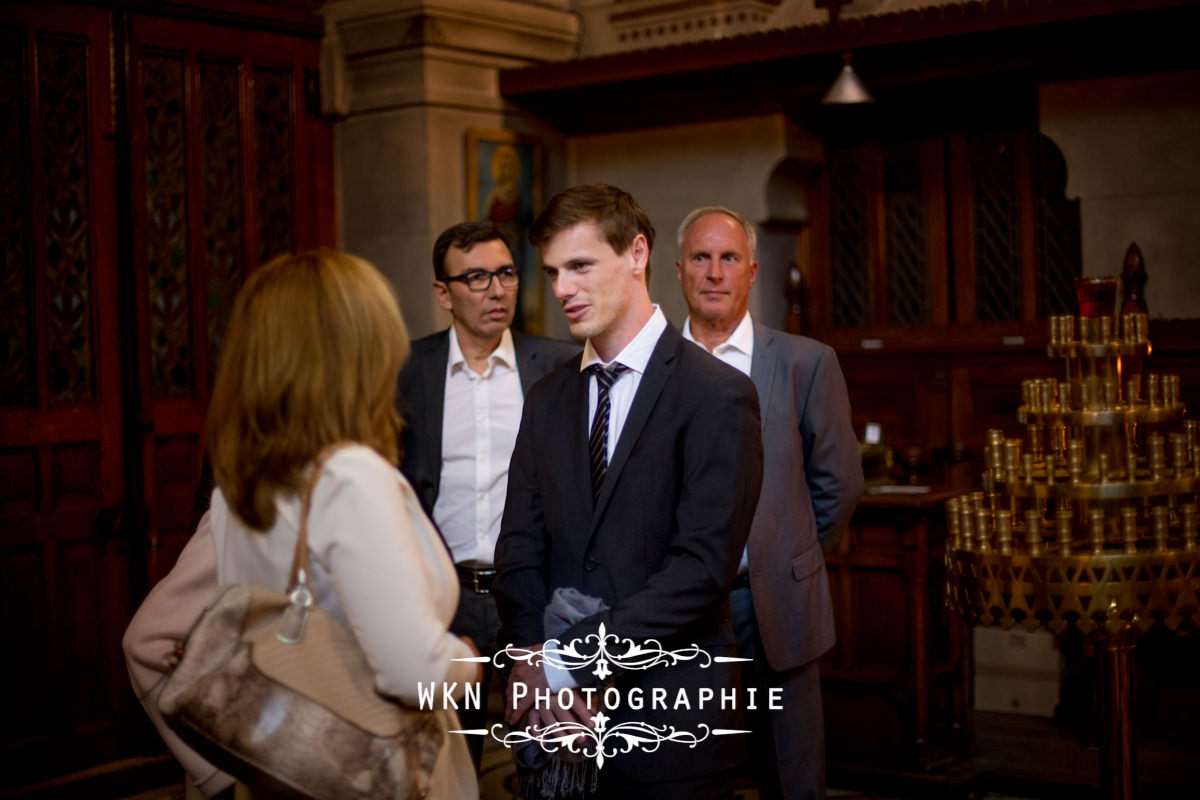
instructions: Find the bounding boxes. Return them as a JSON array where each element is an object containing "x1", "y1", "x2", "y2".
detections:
[{"x1": 821, "y1": 53, "x2": 874, "y2": 104}]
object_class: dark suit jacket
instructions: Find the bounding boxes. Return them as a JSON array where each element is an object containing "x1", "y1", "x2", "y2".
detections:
[
  {"x1": 494, "y1": 322, "x2": 764, "y2": 785},
  {"x1": 744, "y1": 322, "x2": 863, "y2": 671},
  {"x1": 396, "y1": 328, "x2": 579, "y2": 516}
]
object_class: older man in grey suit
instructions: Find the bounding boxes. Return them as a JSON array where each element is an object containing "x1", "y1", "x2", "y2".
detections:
[{"x1": 676, "y1": 206, "x2": 863, "y2": 800}]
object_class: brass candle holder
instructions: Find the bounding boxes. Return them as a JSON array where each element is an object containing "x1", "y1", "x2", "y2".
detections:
[{"x1": 945, "y1": 312, "x2": 1200, "y2": 800}]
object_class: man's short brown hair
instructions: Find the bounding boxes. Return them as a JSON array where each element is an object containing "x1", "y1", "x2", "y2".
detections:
[{"x1": 529, "y1": 183, "x2": 656, "y2": 257}]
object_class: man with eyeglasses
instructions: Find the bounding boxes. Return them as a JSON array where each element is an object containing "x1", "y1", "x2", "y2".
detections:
[{"x1": 397, "y1": 220, "x2": 579, "y2": 768}]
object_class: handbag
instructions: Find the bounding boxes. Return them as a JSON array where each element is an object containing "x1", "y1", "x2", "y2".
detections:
[{"x1": 158, "y1": 444, "x2": 444, "y2": 799}]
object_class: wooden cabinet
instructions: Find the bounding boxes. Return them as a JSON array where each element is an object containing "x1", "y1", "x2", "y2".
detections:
[{"x1": 821, "y1": 489, "x2": 969, "y2": 770}]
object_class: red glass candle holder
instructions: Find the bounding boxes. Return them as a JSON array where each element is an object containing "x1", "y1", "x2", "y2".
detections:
[{"x1": 1075, "y1": 276, "x2": 1118, "y2": 318}]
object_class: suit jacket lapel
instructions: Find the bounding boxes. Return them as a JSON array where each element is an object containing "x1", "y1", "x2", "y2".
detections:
[
  {"x1": 591, "y1": 325, "x2": 678, "y2": 529},
  {"x1": 423, "y1": 331, "x2": 449, "y2": 471},
  {"x1": 750, "y1": 322, "x2": 776, "y2": 430},
  {"x1": 513, "y1": 331, "x2": 537, "y2": 396}
]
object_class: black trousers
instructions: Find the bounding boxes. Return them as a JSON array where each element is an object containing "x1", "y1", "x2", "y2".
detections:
[{"x1": 449, "y1": 585, "x2": 502, "y2": 769}]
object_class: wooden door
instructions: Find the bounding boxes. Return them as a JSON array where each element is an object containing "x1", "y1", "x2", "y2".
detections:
[
  {"x1": 127, "y1": 13, "x2": 332, "y2": 584},
  {"x1": 0, "y1": 2, "x2": 332, "y2": 788},
  {"x1": 0, "y1": 1, "x2": 130, "y2": 787}
]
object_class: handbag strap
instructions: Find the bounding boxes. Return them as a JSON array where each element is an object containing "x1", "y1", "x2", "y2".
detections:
[{"x1": 287, "y1": 441, "x2": 358, "y2": 593}]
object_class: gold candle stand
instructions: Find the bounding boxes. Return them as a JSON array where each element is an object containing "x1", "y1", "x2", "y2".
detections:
[{"x1": 944, "y1": 312, "x2": 1200, "y2": 800}]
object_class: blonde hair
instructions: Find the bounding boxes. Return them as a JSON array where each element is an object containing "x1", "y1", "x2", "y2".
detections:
[{"x1": 207, "y1": 248, "x2": 410, "y2": 530}]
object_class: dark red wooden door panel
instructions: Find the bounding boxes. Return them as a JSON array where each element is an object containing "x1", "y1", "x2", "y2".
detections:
[
  {"x1": 127, "y1": 13, "x2": 331, "y2": 584},
  {"x1": 0, "y1": 1, "x2": 130, "y2": 786},
  {"x1": 0, "y1": 1, "x2": 332, "y2": 788}
]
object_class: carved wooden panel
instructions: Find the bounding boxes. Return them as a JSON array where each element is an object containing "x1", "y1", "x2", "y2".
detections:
[
  {"x1": 817, "y1": 135, "x2": 951, "y2": 334},
  {"x1": 198, "y1": 58, "x2": 244, "y2": 376},
  {"x1": 253, "y1": 66, "x2": 295, "y2": 263},
  {"x1": 1, "y1": 2, "x2": 330, "y2": 789},
  {"x1": 128, "y1": 14, "x2": 330, "y2": 590},
  {"x1": 811, "y1": 126, "x2": 1070, "y2": 338},
  {"x1": 828, "y1": 145, "x2": 872, "y2": 329},
  {"x1": 141, "y1": 52, "x2": 193, "y2": 399},
  {"x1": 0, "y1": 2, "x2": 126, "y2": 786},
  {"x1": 969, "y1": 132, "x2": 1022, "y2": 323},
  {"x1": 0, "y1": 447, "x2": 38, "y2": 513},
  {"x1": 50, "y1": 442, "x2": 102, "y2": 508},
  {"x1": 39, "y1": 36, "x2": 95, "y2": 406},
  {"x1": 0, "y1": 29, "x2": 34, "y2": 409},
  {"x1": 884, "y1": 140, "x2": 929, "y2": 326}
]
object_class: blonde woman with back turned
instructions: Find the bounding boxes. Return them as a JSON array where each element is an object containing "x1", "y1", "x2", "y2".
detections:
[{"x1": 124, "y1": 249, "x2": 480, "y2": 800}]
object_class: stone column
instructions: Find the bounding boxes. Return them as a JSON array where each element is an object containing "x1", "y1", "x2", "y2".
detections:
[{"x1": 322, "y1": 0, "x2": 578, "y2": 337}]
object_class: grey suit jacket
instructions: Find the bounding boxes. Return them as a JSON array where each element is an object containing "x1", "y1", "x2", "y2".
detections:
[
  {"x1": 745, "y1": 321, "x2": 863, "y2": 671},
  {"x1": 396, "y1": 328, "x2": 579, "y2": 516}
]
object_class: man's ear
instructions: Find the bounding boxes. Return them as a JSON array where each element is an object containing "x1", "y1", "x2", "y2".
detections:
[
  {"x1": 433, "y1": 281, "x2": 453, "y2": 313},
  {"x1": 629, "y1": 233, "x2": 649, "y2": 272}
]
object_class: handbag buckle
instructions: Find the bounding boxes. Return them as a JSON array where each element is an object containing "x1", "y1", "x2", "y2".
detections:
[{"x1": 278, "y1": 568, "x2": 315, "y2": 644}]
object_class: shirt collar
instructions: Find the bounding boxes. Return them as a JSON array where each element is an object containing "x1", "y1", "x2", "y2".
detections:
[
  {"x1": 447, "y1": 324, "x2": 516, "y2": 375},
  {"x1": 580, "y1": 305, "x2": 668, "y2": 376},
  {"x1": 682, "y1": 311, "x2": 754, "y2": 356}
]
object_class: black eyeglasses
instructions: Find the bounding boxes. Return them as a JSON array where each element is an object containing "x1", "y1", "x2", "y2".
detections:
[{"x1": 441, "y1": 266, "x2": 519, "y2": 292}]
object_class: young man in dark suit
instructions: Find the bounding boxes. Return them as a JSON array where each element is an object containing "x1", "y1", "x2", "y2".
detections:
[
  {"x1": 494, "y1": 185, "x2": 764, "y2": 798},
  {"x1": 396, "y1": 220, "x2": 578, "y2": 766},
  {"x1": 676, "y1": 207, "x2": 863, "y2": 800}
]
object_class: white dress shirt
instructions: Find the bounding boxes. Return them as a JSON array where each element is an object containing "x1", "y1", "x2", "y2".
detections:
[
  {"x1": 432, "y1": 326, "x2": 523, "y2": 565},
  {"x1": 546, "y1": 306, "x2": 668, "y2": 691},
  {"x1": 579, "y1": 306, "x2": 669, "y2": 463},
  {"x1": 684, "y1": 311, "x2": 755, "y2": 573},
  {"x1": 682, "y1": 311, "x2": 754, "y2": 379}
]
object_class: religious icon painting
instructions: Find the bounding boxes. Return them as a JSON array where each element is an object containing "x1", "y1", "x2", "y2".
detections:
[{"x1": 466, "y1": 127, "x2": 543, "y2": 335}]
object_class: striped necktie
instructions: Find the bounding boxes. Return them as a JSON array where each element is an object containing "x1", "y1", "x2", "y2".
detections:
[{"x1": 587, "y1": 363, "x2": 628, "y2": 503}]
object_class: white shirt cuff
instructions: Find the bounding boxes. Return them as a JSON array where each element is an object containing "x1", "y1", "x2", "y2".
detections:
[{"x1": 542, "y1": 638, "x2": 579, "y2": 691}]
